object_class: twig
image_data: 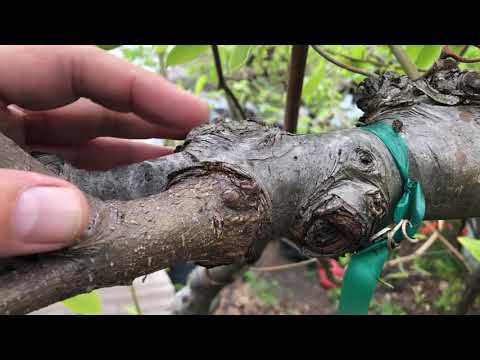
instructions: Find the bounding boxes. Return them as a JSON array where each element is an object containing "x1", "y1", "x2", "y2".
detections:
[
  {"x1": 284, "y1": 45, "x2": 309, "y2": 133},
  {"x1": 129, "y1": 284, "x2": 143, "y2": 315},
  {"x1": 388, "y1": 45, "x2": 422, "y2": 80},
  {"x1": 250, "y1": 258, "x2": 318, "y2": 272},
  {"x1": 460, "y1": 45, "x2": 470, "y2": 56},
  {"x1": 211, "y1": 45, "x2": 246, "y2": 120},
  {"x1": 311, "y1": 45, "x2": 375, "y2": 78},
  {"x1": 279, "y1": 237, "x2": 340, "y2": 284},
  {"x1": 423, "y1": 222, "x2": 473, "y2": 273},
  {"x1": 279, "y1": 237, "x2": 303, "y2": 254},
  {"x1": 443, "y1": 45, "x2": 480, "y2": 63},
  {"x1": 386, "y1": 231, "x2": 439, "y2": 268},
  {"x1": 324, "y1": 48, "x2": 385, "y2": 67}
]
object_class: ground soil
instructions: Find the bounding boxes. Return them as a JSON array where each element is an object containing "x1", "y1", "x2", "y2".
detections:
[{"x1": 214, "y1": 239, "x2": 480, "y2": 315}]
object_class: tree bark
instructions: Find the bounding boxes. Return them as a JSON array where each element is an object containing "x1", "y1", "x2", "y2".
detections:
[{"x1": 1, "y1": 66, "x2": 480, "y2": 315}]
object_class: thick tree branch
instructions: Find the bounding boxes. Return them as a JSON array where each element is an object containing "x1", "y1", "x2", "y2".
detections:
[{"x1": 2, "y1": 67, "x2": 480, "y2": 314}]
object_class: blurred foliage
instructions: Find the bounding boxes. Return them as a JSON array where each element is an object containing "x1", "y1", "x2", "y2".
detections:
[
  {"x1": 62, "y1": 291, "x2": 102, "y2": 315},
  {"x1": 112, "y1": 45, "x2": 480, "y2": 136},
  {"x1": 371, "y1": 301, "x2": 407, "y2": 315},
  {"x1": 243, "y1": 271, "x2": 280, "y2": 308},
  {"x1": 458, "y1": 236, "x2": 480, "y2": 262}
]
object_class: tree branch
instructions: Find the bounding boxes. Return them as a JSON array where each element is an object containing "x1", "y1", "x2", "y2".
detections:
[
  {"x1": 284, "y1": 45, "x2": 309, "y2": 133},
  {"x1": 2, "y1": 69, "x2": 480, "y2": 314},
  {"x1": 172, "y1": 263, "x2": 245, "y2": 314},
  {"x1": 324, "y1": 48, "x2": 385, "y2": 67},
  {"x1": 387, "y1": 45, "x2": 422, "y2": 80},
  {"x1": 443, "y1": 45, "x2": 480, "y2": 63},
  {"x1": 211, "y1": 45, "x2": 246, "y2": 120},
  {"x1": 311, "y1": 45, "x2": 376, "y2": 78},
  {"x1": 460, "y1": 45, "x2": 470, "y2": 56}
]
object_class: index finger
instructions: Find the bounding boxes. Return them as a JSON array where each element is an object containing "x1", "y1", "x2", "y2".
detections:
[{"x1": 0, "y1": 45, "x2": 210, "y2": 131}]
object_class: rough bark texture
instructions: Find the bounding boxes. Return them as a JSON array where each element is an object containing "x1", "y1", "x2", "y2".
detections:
[{"x1": 1, "y1": 63, "x2": 480, "y2": 314}]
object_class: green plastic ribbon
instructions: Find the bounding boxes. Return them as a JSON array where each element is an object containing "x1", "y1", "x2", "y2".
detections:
[{"x1": 337, "y1": 122, "x2": 426, "y2": 315}]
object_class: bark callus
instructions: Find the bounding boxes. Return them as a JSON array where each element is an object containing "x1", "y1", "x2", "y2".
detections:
[
  {"x1": 177, "y1": 119, "x2": 389, "y2": 258},
  {"x1": 291, "y1": 139, "x2": 392, "y2": 258}
]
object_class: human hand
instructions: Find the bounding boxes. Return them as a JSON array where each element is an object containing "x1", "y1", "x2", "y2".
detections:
[{"x1": 0, "y1": 45, "x2": 209, "y2": 257}]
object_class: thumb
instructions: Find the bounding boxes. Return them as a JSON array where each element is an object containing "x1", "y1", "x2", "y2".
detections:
[{"x1": 0, "y1": 170, "x2": 90, "y2": 257}]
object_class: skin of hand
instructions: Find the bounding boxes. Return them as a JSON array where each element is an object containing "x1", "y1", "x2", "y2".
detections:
[{"x1": 0, "y1": 45, "x2": 210, "y2": 257}]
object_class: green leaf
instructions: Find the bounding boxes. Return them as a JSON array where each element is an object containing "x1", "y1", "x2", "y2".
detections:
[
  {"x1": 350, "y1": 45, "x2": 366, "y2": 59},
  {"x1": 339, "y1": 254, "x2": 351, "y2": 267},
  {"x1": 154, "y1": 45, "x2": 169, "y2": 54},
  {"x1": 62, "y1": 291, "x2": 102, "y2": 315},
  {"x1": 166, "y1": 45, "x2": 209, "y2": 67},
  {"x1": 97, "y1": 45, "x2": 121, "y2": 51},
  {"x1": 229, "y1": 45, "x2": 253, "y2": 72},
  {"x1": 415, "y1": 233, "x2": 428, "y2": 241},
  {"x1": 194, "y1": 74, "x2": 209, "y2": 95},
  {"x1": 448, "y1": 45, "x2": 466, "y2": 55},
  {"x1": 303, "y1": 63, "x2": 324, "y2": 99},
  {"x1": 405, "y1": 45, "x2": 424, "y2": 62},
  {"x1": 458, "y1": 237, "x2": 480, "y2": 262},
  {"x1": 414, "y1": 45, "x2": 442, "y2": 70}
]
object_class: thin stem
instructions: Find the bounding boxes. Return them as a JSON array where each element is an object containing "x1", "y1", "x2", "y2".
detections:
[
  {"x1": 388, "y1": 45, "x2": 422, "y2": 80},
  {"x1": 324, "y1": 48, "x2": 385, "y2": 67},
  {"x1": 460, "y1": 45, "x2": 470, "y2": 56},
  {"x1": 158, "y1": 53, "x2": 167, "y2": 78},
  {"x1": 386, "y1": 231, "x2": 439, "y2": 268},
  {"x1": 129, "y1": 284, "x2": 143, "y2": 315},
  {"x1": 284, "y1": 45, "x2": 309, "y2": 133},
  {"x1": 423, "y1": 222, "x2": 472, "y2": 273},
  {"x1": 211, "y1": 45, "x2": 246, "y2": 120},
  {"x1": 250, "y1": 258, "x2": 318, "y2": 272},
  {"x1": 443, "y1": 45, "x2": 480, "y2": 63},
  {"x1": 311, "y1": 45, "x2": 376, "y2": 78}
]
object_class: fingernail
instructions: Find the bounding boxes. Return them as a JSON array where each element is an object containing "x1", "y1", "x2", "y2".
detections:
[{"x1": 13, "y1": 187, "x2": 84, "y2": 245}]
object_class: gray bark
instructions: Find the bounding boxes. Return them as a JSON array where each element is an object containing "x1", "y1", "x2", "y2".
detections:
[
  {"x1": 1, "y1": 65, "x2": 480, "y2": 315},
  {"x1": 172, "y1": 263, "x2": 246, "y2": 315}
]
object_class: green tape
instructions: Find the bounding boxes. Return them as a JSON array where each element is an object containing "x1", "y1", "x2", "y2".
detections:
[{"x1": 337, "y1": 122, "x2": 426, "y2": 315}]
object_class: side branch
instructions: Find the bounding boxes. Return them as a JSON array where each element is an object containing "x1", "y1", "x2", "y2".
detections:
[
  {"x1": 311, "y1": 45, "x2": 376, "y2": 78},
  {"x1": 211, "y1": 45, "x2": 246, "y2": 120}
]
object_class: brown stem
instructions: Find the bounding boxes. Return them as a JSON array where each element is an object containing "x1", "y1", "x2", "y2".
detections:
[
  {"x1": 211, "y1": 45, "x2": 246, "y2": 120},
  {"x1": 284, "y1": 45, "x2": 309, "y2": 133},
  {"x1": 443, "y1": 45, "x2": 480, "y2": 63}
]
